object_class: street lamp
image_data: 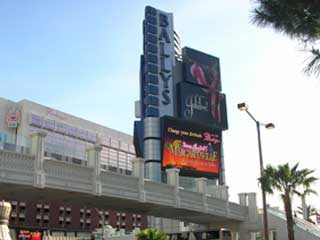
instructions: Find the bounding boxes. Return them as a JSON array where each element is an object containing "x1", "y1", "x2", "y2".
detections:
[{"x1": 237, "y1": 102, "x2": 274, "y2": 240}]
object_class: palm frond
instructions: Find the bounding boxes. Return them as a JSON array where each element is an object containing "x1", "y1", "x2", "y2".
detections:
[{"x1": 303, "y1": 47, "x2": 320, "y2": 77}]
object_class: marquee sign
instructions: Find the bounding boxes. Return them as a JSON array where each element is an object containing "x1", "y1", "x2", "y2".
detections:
[{"x1": 161, "y1": 116, "x2": 221, "y2": 179}]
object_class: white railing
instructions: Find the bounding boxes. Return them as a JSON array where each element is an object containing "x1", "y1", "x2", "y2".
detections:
[
  {"x1": 0, "y1": 150, "x2": 34, "y2": 171},
  {"x1": 207, "y1": 185, "x2": 229, "y2": 200},
  {"x1": 44, "y1": 159, "x2": 93, "y2": 193},
  {"x1": 0, "y1": 149, "x2": 248, "y2": 223},
  {"x1": 101, "y1": 171, "x2": 139, "y2": 200},
  {"x1": 144, "y1": 181, "x2": 175, "y2": 206},
  {"x1": 180, "y1": 190, "x2": 204, "y2": 211},
  {"x1": 0, "y1": 150, "x2": 34, "y2": 185}
]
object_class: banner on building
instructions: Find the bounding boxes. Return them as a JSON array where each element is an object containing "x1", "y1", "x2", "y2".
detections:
[{"x1": 6, "y1": 109, "x2": 21, "y2": 128}]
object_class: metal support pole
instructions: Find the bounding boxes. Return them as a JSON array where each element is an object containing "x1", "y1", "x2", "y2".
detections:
[
  {"x1": 101, "y1": 212, "x2": 105, "y2": 240},
  {"x1": 256, "y1": 121, "x2": 269, "y2": 240}
]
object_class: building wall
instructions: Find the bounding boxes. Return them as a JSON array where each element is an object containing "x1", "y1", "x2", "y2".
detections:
[
  {"x1": 6, "y1": 199, "x2": 147, "y2": 234},
  {"x1": 0, "y1": 98, "x2": 136, "y2": 172},
  {"x1": 0, "y1": 98, "x2": 21, "y2": 145},
  {"x1": 0, "y1": 97, "x2": 147, "y2": 234}
]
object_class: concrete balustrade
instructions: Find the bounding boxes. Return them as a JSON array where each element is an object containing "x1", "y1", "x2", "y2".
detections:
[
  {"x1": 132, "y1": 158, "x2": 145, "y2": 202},
  {"x1": 0, "y1": 141, "x2": 248, "y2": 224},
  {"x1": 31, "y1": 131, "x2": 47, "y2": 188},
  {"x1": 86, "y1": 145, "x2": 103, "y2": 196},
  {"x1": 195, "y1": 177, "x2": 208, "y2": 213},
  {"x1": 166, "y1": 168, "x2": 180, "y2": 208}
]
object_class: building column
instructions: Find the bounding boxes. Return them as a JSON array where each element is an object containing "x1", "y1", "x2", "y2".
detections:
[
  {"x1": 247, "y1": 193, "x2": 259, "y2": 223},
  {"x1": 158, "y1": 168, "x2": 180, "y2": 232},
  {"x1": 132, "y1": 158, "x2": 145, "y2": 202},
  {"x1": 31, "y1": 131, "x2": 47, "y2": 188},
  {"x1": 195, "y1": 178, "x2": 207, "y2": 194},
  {"x1": 132, "y1": 158, "x2": 144, "y2": 179},
  {"x1": 143, "y1": 117, "x2": 161, "y2": 182},
  {"x1": 166, "y1": 168, "x2": 180, "y2": 187},
  {"x1": 195, "y1": 178, "x2": 208, "y2": 213},
  {"x1": 238, "y1": 193, "x2": 247, "y2": 206},
  {"x1": 166, "y1": 168, "x2": 180, "y2": 207},
  {"x1": 231, "y1": 232, "x2": 238, "y2": 240},
  {"x1": 86, "y1": 145, "x2": 102, "y2": 196}
]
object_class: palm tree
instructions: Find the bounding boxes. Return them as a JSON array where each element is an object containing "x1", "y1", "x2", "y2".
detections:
[
  {"x1": 135, "y1": 228, "x2": 168, "y2": 240},
  {"x1": 294, "y1": 180, "x2": 317, "y2": 222},
  {"x1": 251, "y1": 0, "x2": 320, "y2": 77},
  {"x1": 259, "y1": 163, "x2": 317, "y2": 240},
  {"x1": 295, "y1": 205, "x2": 319, "y2": 224}
]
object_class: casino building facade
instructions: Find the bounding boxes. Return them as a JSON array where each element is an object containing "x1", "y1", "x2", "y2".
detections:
[{"x1": 0, "y1": 97, "x2": 147, "y2": 238}]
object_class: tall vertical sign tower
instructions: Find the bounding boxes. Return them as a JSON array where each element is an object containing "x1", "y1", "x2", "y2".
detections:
[
  {"x1": 134, "y1": 6, "x2": 228, "y2": 184},
  {"x1": 135, "y1": 6, "x2": 176, "y2": 181}
]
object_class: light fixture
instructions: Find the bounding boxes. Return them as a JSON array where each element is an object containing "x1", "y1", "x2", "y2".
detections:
[
  {"x1": 237, "y1": 102, "x2": 248, "y2": 111},
  {"x1": 265, "y1": 123, "x2": 275, "y2": 129}
]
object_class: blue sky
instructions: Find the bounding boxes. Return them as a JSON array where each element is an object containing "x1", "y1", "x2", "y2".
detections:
[{"x1": 1, "y1": 1, "x2": 319, "y2": 211}]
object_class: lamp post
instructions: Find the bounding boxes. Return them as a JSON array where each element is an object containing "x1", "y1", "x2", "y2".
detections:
[{"x1": 237, "y1": 103, "x2": 274, "y2": 240}]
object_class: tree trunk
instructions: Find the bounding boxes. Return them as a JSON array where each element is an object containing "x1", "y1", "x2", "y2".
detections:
[
  {"x1": 283, "y1": 193, "x2": 295, "y2": 240},
  {"x1": 301, "y1": 195, "x2": 308, "y2": 220}
]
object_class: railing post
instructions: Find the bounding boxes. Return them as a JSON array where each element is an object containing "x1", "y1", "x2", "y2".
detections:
[
  {"x1": 238, "y1": 193, "x2": 248, "y2": 206},
  {"x1": 247, "y1": 192, "x2": 259, "y2": 223},
  {"x1": 195, "y1": 177, "x2": 207, "y2": 194},
  {"x1": 31, "y1": 131, "x2": 47, "y2": 188},
  {"x1": 166, "y1": 168, "x2": 180, "y2": 208},
  {"x1": 86, "y1": 145, "x2": 102, "y2": 196},
  {"x1": 132, "y1": 158, "x2": 145, "y2": 202},
  {"x1": 195, "y1": 178, "x2": 208, "y2": 213}
]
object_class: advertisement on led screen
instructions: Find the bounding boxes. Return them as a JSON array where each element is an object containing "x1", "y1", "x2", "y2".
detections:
[
  {"x1": 183, "y1": 47, "x2": 221, "y2": 91},
  {"x1": 181, "y1": 47, "x2": 228, "y2": 130},
  {"x1": 161, "y1": 117, "x2": 221, "y2": 179},
  {"x1": 17, "y1": 230, "x2": 42, "y2": 240},
  {"x1": 177, "y1": 82, "x2": 228, "y2": 130}
]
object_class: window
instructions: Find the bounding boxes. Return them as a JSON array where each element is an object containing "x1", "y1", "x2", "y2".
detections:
[
  {"x1": 51, "y1": 153, "x2": 62, "y2": 160},
  {"x1": 72, "y1": 158, "x2": 82, "y2": 165}
]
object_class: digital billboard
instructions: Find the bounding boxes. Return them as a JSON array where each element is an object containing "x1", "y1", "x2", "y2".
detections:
[
  {"x1": 177, "y1": 82, "x2": 228, "y2": 130},
  {"x1": 161, "y1": 116, "x2": 221, "y2": 179},
  {"x1": 182, "y1": 47, "x2": 221, "y2": 91},
  {"x1": 17, "y1": 230, "x2": 42, "y2": 240}
]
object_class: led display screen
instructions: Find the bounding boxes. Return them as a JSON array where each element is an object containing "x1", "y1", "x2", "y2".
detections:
[
  {"x1": 177, "y1": 82, "x2": 228, "y2": 130},
  {"x1": 182, "y1": 47, "x2": 221, "y2": 91},
  {"x1": 161, "y1": 116, "x2": 221, "y2": 179},
  {"x1": 18, "y1": 230, "x2": 42, "y2": 240}
]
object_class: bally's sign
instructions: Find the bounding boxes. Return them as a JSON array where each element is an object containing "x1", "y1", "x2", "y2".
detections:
[{"x1": 142, "y1": 6, "x2": 175, "y2": 117}]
